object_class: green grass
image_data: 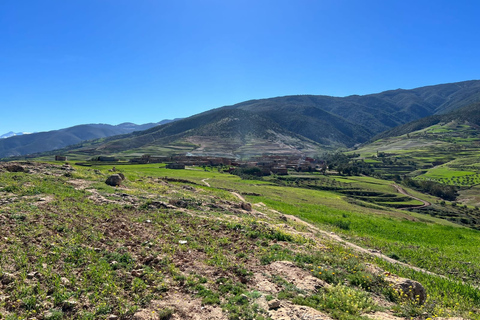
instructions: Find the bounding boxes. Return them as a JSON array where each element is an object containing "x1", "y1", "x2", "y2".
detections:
[
  {"x1": 421, "y1": 166, "x2": 476, "y2": 179},
  {"x1": 2, "y1": 162, "x2": 480, "y2": 319}
]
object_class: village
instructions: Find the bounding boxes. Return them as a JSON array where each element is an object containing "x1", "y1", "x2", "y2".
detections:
[{"x1": 56, "y1": 154, "x2": 325, "y2": 176}]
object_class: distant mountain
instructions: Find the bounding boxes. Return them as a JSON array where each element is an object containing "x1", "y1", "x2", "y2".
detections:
[
  {"x1": 0, "y1": 131, "x2": 33, "y2": 139},
  {"x1": 231, "y1": 80, "x2": 480, "y2": 135},
  {"x1": 90, "y1": 109, "x2": 323, "y2": 157},
  {"x1": 7, "y1": 80, "x2": 480, "y2": 159},
  {"x1": 57, "y1": 80, "x2": 480, "y2": 158},
  {"x1": 0, "y1": 120, "x2": 180, "y2": 158}
]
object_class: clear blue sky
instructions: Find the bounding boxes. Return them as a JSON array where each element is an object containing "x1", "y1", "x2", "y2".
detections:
[{"x1": 1, "y1": 0, "x2": 479, "y2": 133}]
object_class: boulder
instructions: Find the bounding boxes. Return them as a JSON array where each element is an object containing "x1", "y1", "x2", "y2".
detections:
[
  {"x1": 241, "y1": 202, "x2": 252, "y2": 211},
  {"x1": 387, "y1": 275, "x2": 427, "y2": 304},
  {"x1": 268, "y1": 298, "x2": 281, "y2": 309},
  {"x1": 365, "y1": 263, "x2": 427, "y2": 305},
  {"x1": 106, "y1": 174, "x2": 123, "y2": 186}
]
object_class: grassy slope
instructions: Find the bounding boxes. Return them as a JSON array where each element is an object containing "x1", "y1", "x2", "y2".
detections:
[{"x1": 1, "y1": 163, "x2": 480, "y2": 319}]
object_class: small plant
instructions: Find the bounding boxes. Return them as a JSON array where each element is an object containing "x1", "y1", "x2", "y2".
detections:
[
  {"x1": 44, "y1": 309, "x2": 64, "y2": 320},
  {"x1": 294, "y1": 284, "x2": 377, "y2": 316},
  {"x1": 158, "y1": 308, "x2": 174, "y2": 320}
]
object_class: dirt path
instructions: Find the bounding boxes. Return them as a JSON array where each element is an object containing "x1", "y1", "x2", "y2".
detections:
[
  {"x1": 201, "y1": 178, "x2": 211, "y2": 187},
  {"x1": 228, "y1": 187, "x2": 446, "y2": 280},
  {"x1": 392, "y1": 184, "x2": 431, "y2": 209},
  {"x1": 230, "y1": 191, "x2": 246, "y2": 202},
  {"x1": 281, "y1": 213, "x2": 452, "y2": 280}
]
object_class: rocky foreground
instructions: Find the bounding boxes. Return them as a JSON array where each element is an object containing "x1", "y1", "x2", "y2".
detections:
[{"x1": 0, "y1": 162, "x2": 473, "y2": 319}]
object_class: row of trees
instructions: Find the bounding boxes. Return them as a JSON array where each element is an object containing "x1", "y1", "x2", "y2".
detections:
[
  {"x1": 403, "y1": 177, "x2": 458, "y2": 201},
  {"x1": 323, "y1": 152, "x2": 373, "y2": 176}
]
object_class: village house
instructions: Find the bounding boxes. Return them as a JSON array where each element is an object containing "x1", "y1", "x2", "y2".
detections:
[{"x1": 166, "y1": 163, "x2": 186, "y2": 169}]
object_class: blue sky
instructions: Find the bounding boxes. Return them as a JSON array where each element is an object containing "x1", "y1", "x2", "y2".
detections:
[{"x1": 1, "y1": 0, "x2": 479, "y2": 133}]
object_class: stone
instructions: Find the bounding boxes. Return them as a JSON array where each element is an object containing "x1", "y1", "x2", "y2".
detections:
[
  {"x1": 387, "y1": 275, "x2": 427, "y2": 304},
  {"x1": 1, "y1": 272, "x2": 16, "y2": 284},
  {"x1": 61, "y1": 164, "x2": 75, "y2": 171},
  {"x1": 268, "y1": 298, "x2": 281, "y2": 309},
  {"x1": 105, "y1": 174, "x2": 123, "y2": 186},
  {"x1": 133, "y1": 309, "x2": 158, "y2": 320},
  {"x1": 118, "y1": 172, "x2": 126, "y2": 180},
  {"x1": 62, "y1": 298, "x2": 77, "y2": 310},
  {"x1": 169, "y1": 199, "x2": 188, "y2": 208},
  {"x1": 131, "y1": 269, "x2": 143, "y2": 277},
  {"x1": 60, "y1": 277, "x2": 71, "y2": 286},
  {"x1": 241, "y1": 202, "x2": 252, "y2": 211}
]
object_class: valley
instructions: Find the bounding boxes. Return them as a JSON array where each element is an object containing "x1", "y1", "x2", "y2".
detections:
[
  {"x1": 1, "y1": 160, "x2": 480, "y2": 319},
  {"x1": 3, "y1": 81, "x2": 480, "y2": 319}
]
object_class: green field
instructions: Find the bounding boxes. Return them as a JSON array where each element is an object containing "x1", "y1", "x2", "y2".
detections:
[{"x1": 1, "y1": 162, "x2": 480, "y2": 319}]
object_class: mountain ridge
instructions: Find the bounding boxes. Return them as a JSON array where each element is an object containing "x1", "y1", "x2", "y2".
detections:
[
  {"x1": 0, "y1": 120, "x2": 180, "y2": 158},
  {"x1": 4, "y1": 80, "x2": 480, "y2": 159},
  {"x1": 69, "y1": 79, "x2": 480, "y2": 157}
]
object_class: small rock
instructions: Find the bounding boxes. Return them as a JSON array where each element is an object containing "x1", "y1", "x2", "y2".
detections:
[
  {"x1": 27, "y1": 271, "x2": 38, "y2": 279},
  {"x1": 118, "y1": 172, "x2": 126, "y2": 180},
  {"x1": 241, "y1": 202, "x2": 252, "y2": 211},
  {"x1": 61, "y1": 277, "x2": 71, "y2": 286},
  {"x1": 62, "y1": 298, "x2": 77, "y2": 310},
  {"x1": 132, "y1": 269, "x2": 143, "y2": 277},
  {"x1": 133, "y1": 309, "x2": 158, "y2": 320},
  {"x1": 1, "y1": 272, "x2": 16, "y2": 284},
  {"x1": 105, "y1": 174, "x2": 123, "y2": 186},
  {"x1": 268, "y1": 298, "x2": 281, "y2": 309},
  {"x1": 179, "y1": 240, "x2": 188, "y2": 244},
  {"x1": 108, "y1": 314, "x2": 119, "y2": 320},
  {"x1": 239, "y1": 294, "x2": 249, "y2": 303}
]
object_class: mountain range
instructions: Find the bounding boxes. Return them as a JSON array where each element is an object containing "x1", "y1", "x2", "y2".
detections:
[
  {"x1": 0, "y1": 120, "x2": 179, "y2": 159},
  {"x1": 3, "y1": 80, "x2": 480, "y2": 159},
  {"x1": 0, "y1": 131, "x2": 33, "y2": 139}
]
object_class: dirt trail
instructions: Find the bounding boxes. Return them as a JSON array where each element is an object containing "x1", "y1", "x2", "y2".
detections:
[
  {"x1": 228, "y1": 189, "x2": 446, "y2": 279},
  {"x1": 230, "y1": 191, "x2": 246, "y2": 202},
  {"x1": 281, "y1": 213, "x2": 454, "y2": 281},
  {"x1": 201, "y1": 178, "x2": 211, "y2": 187},
  {"x1": 392, "y1": 184, "x2": 431, "y2": 209}
]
